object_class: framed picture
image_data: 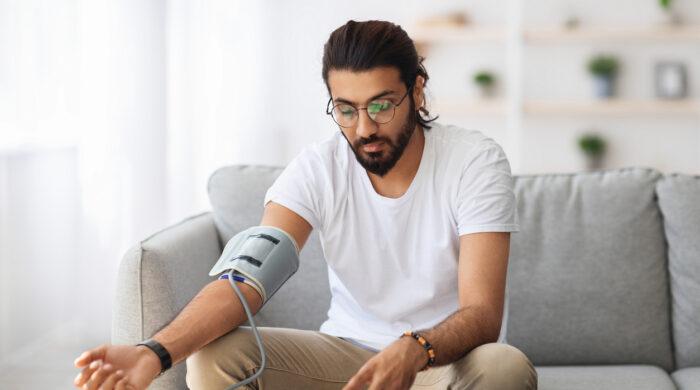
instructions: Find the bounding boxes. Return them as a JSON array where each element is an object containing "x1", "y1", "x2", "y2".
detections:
[{"x1": 654, "y1": 62, "x2": 687, "y2": 99}]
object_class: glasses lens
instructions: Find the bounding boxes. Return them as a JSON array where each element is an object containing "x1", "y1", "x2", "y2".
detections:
[
  {"x1": 333, "y1": 104, "x2": 356, "y2": 126},
  {"x1": 368, "y1": 100, "x2": 394, "y2": 123}
]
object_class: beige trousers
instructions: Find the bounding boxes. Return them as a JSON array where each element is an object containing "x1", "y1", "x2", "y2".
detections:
[{"x1": 186, "y1": 327, "x2": 538, "y2": 390}]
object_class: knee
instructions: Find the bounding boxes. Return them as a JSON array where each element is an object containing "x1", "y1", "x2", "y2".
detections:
[
  {"x1": 451, "y1": 343, "x2": 537, "y2": 390},
  {"x1": 186, "y1": 327, "x2": 261, "y2": 390}
]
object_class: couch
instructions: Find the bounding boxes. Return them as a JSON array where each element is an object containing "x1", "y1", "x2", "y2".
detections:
[{"x1": 112, "y1": 165, "x2": 700, "y2": 389}]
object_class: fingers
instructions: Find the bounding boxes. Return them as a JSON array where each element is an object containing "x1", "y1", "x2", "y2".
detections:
[
  {"x1": 115, "y1": 377, "x2": 134, "y2": 390},
  {"x1": 343, "y1": 366, "x2": 372, "y2": 390},
  {"x1": 75, "y1": 360, "x2": 102, "y2": 388},
  {"x1": 85, "y1": 362, "x2": 117, "y2": 390},
  {"x1": 367, "y1": 378, "x2": 389, "y2": 390},
  {"x1": 98, "y1": 369, "x2": 124, "y2": 390},
  {"x1": 75, "y1": 345, "x2": 108, "y2": 368}
]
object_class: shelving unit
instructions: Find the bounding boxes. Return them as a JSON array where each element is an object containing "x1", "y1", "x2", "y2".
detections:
[
  {"x1": 524, "y1": 99, "x2": 700, "y2": 115},
  {"x1": 525, "y1": 25, "x2": 700, "y2": 42},
  {"x1": 431, "y1": 98, "x2": 700, "y2": 116},
  {"x1": 411, "y1": 25, "x2": 700, "y2": 46},
  {"x1": 407, "y1": 11, "x2": 700, "y2": 173},
  {"x1": 411, "y1": 26, "x2": 507, "y2": 43}
]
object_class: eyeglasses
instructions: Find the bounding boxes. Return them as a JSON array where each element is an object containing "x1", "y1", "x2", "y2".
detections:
[{"x1": 326, "y1": 86, "x2": 412, "y2": 128}]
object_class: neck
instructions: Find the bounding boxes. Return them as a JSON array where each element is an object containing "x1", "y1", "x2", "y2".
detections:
[{"x1": 366, "y1": 125, "x2": 425, "y2": 198}]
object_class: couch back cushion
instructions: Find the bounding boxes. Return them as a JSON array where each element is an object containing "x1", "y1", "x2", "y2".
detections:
[
  {"x1": 506, "y1": 167, "x2": 674, "y2": 371},
  {"x1": 208, "y1": 165, "x2": 331, "y2": 330},
  {"x1": 656, "y1": 173, "x2": 700, "y2": 369}
]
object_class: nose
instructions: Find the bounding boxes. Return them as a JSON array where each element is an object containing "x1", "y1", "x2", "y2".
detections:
[{"x1": 355, "y1": 109, "x2": 379, "y2": 139}]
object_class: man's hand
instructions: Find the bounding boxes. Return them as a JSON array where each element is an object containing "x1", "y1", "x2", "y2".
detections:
[
  {"x1": 73, "y1": 344, "x2": 162, "y2": 390},
  {"x1": 343, "y1": 336, "x2": 428, "y2": 390}
]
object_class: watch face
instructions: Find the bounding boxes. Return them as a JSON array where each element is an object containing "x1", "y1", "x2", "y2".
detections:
[{"x1": 655, "y1": 62, "x2": 687, "y2": 99}]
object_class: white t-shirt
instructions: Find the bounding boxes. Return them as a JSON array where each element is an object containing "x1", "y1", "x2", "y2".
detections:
[{"x1": 263, "y1": 122, "x2": 520, "y2": 351}]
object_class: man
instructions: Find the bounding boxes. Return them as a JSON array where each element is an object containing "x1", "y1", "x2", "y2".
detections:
[{"x1": 74, "y1": 20, "x2": 537, "y2": 390}]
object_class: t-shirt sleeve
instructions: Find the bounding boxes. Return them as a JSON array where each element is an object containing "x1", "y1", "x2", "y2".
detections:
[
  {"x1": 456, "y1": 140, "x2": 520, "y2": 236},
  {"x1": 263, "y1": 148, "x2": 323, "y2": 230}
]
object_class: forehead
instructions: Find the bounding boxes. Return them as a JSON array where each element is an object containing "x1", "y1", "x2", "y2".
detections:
[{"x1": 327, "y1": 67, "x2": 404, "y2": 103}]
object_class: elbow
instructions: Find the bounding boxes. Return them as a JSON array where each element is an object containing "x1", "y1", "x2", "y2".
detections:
[
  {"x1": 481, "y1": 306, "x2": 503, "y2": 343},
  {"x1": 484, "y1": 328, "x2": 500, "y2": 344},
  {"x1": 460, "y1": 303, "x2": 503, "y2": 344}
]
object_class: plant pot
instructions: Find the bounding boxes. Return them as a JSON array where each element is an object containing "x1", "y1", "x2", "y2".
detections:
[
  {"x1": 477, "y1": 84, "x2": 495, "y2": 98},
  {"x1": 656, "y1": 8, "x2": 681, "y2": 26},
  {"x1": 584, "y1": 154, "x2": 604, "y2": 171},
  {"x1": 593, "y1": 74, "x2": 615, "y2": 98}
]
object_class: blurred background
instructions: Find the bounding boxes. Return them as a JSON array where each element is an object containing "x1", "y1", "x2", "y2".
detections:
[{"x1": 0, "y1": 0, "x2": 698, "y2": 387}]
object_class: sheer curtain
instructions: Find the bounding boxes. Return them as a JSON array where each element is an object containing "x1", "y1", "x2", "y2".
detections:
[
  {"x1": 76, "y1": 0, "x2": 170, "y2": 340},
  {"x1": 0, "y1": 0, "x2": 277, "y2": 355},
  {"x1": 165, "y1": 0, "x2": 281, "y2": 220},
  {"x1": 0, "y1": 0, "x2": 90, "y2": 360}
]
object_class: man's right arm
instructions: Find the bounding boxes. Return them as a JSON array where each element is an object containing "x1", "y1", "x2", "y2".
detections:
[{"x1": 73, "y1": 201, "x2": 312, "y2": 389}]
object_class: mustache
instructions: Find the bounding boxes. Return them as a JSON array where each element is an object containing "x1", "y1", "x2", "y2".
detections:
[{"x1": 357, "y1": 135, "x2": 389, "y2": 147}]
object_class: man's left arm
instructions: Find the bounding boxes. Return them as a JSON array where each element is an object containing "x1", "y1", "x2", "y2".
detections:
[
  {"x1": 413, "y1": 231, "x2": 510, "y2": 364},
  {"x1": 344, "y1": 232, "x2": 510, "y2": 390}
]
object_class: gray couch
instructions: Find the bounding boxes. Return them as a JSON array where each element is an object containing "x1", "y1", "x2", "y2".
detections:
[{"x1": 113, "y1": 165, "x2": 700, "y2": 390}]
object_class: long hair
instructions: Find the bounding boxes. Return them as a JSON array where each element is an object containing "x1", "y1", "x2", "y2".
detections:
[{"x1": 322, "y1": 20, "x2": 438, "y2": 129}]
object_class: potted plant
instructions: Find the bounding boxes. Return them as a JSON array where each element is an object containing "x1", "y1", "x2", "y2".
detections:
[
  {"x1": 587, "y1": 54, "x2": 620, "y2": 98},
  {"x1": 657, "y1": 0, "x2": 681, "y2": 25},
  {"x1": 564, "y1": 15, "x2": 580, "y2": 29},
  {"x1": 473, "y1": 71, "x2": 496, "y2": 98},
  {"x1": 578, "y1": 133, "x2": 607, "y2": 171}
]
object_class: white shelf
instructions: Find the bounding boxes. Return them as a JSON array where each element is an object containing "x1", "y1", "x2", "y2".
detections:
[
  {"x1": 524, "y1": 99, "x2": 700, "y2": 115},
  {"x1": 432, "y1": 99, "x2": 700, "y2": 115},
  {"x1": 410, "y1": 26, "x2": 507, "y2": 44},
  {"x1": 410, "y1": 25, "x2": 700, "y2": 45},
  {"x1": 525, "y1": 25, "x2": 700, "y2": 43}
]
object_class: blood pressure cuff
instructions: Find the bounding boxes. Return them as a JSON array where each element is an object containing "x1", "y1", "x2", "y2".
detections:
[{"x1": 209, "y1": 226, "x2": 300, "y2": 304}]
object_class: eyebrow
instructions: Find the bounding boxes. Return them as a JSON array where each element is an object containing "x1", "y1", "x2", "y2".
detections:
[{"x1": 333, "y1": 90, "x2": 397, "y2": 105}]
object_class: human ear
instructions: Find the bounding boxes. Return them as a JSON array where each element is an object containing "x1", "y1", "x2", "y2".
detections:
[{"x1": 413, "y1": 75, "x2": 425, "y2": 108}]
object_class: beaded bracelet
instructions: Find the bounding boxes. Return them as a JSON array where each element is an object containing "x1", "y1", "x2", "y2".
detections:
[{"x1": 402, "y1": 331, "x2": 436, "y2": 371}]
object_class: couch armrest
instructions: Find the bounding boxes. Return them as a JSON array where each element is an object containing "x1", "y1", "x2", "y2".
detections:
[{"x1": 112, "y1": 212, "x2": 221, "y2": 390}]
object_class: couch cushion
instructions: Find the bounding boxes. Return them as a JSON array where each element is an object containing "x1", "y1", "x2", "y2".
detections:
[
  {"x1": 536, "y1": 365, "x2": 676, "y2": 390},
  {"x1": 656, "y1": 173, "x2": 700, "y2": 369},
  {"x1": 208, "y1": 165, "x2": 332, "y2": 330},
  {"x1": 208, "y1": 165, "x2": 284, "y2": 243},
  {"x1": 672, "y1": 367, "x2": 700, "y2": 390},
  {"x1": 507, "y1": 167, "x2": 674, "y2": 371}
]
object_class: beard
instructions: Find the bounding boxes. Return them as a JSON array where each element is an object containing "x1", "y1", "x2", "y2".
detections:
[{"x1": 341, "y1": 99, "x2": 418, "y2": 177}]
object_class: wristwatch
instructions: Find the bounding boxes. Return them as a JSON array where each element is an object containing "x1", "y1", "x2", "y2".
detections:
[{"x1": 136, "y1": 339, "x2": 172, "y2": 376}]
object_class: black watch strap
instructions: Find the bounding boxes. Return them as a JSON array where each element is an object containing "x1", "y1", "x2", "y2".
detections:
[{"x1": 137, "y1": 339, "x2": 172, "y2": 376}]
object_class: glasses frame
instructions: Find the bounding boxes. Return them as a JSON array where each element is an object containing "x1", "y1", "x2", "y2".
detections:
[{"x1": 326, "y1": 85, "x2": 413, "y2": 128}]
